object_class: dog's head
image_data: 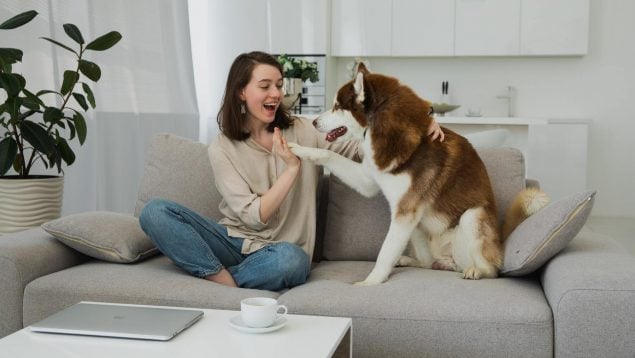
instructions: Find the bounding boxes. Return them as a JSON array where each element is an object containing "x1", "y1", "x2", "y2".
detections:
[
  {"x1": 314, "y1": 64, "x2": 436, "y2": 171},
  {"x1": 313, "y1": 63, "x2": 373, "y2": 143}
]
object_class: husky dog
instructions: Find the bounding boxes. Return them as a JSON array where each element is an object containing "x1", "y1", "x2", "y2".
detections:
[{"x1": 289, "y1": 64, "x2": 548, "y2": 285}]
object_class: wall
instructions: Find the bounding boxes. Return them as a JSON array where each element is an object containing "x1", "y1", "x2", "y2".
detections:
[{"x1": 332, "y1": 0, "x2": 635, "y2": 218}]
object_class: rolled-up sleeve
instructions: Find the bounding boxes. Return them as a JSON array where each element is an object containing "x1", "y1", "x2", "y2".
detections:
[{"x1": 208, "y1": 145, "x2": 267, "y2": 230}]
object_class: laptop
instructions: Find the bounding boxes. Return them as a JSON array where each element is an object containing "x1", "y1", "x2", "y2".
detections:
[{"x1": 29, "y1": 302, "x2": 204, "y2": 341}]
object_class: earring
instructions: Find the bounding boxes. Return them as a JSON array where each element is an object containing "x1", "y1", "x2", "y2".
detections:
[{"x1": 240, "y1": 103, "x2": 246, "y2": 114}]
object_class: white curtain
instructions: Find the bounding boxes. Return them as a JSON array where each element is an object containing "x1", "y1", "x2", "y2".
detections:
[
  {"x1": 187, "y1": 0, "x2": 269, "y2": 143},
  {"x1": 1, "y1": 0, "x2": 199, "y2": 214}
]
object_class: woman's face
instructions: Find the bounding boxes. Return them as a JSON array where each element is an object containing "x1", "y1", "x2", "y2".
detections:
[{"x1": 240, "y1": 64, "x2": 283, "y2": 129}]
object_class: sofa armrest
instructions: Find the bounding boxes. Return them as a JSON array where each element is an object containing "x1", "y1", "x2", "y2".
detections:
[
  {"x1": 0, "y1": 228, "x2": 88, "y2": 338},
  {"x1": 540, "y1": 229, "x2": 635, "y2": 357}
]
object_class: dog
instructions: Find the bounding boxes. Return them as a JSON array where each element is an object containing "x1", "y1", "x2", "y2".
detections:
[{"x1": 289, "y1": 64, "x2": 549, "y2": 285}]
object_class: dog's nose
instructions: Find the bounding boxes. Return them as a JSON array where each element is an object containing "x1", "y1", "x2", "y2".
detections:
[{"x1": 312, "y1": 119, "x2": 318, "y2": 127}]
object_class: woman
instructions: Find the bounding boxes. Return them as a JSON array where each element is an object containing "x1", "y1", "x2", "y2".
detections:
[{"x1": 139, "y1": 51, "x2": 443, "y2": 291}]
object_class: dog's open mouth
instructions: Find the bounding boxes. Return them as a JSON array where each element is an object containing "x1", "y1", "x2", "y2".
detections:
[{"x1": 325, "y1": 126, "x2": 347, "y2": 142}]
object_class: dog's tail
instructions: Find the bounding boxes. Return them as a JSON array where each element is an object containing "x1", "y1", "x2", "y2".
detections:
[{"x1": 501, "y1": 188, "x2": 550, "y2": 239}]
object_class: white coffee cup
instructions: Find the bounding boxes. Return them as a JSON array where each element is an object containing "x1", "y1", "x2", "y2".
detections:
[{"x1": 240, "y1": 297, "x2": 288, "y2": 328}]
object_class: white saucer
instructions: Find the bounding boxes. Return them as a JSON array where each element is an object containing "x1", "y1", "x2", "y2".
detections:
[{"x1": 229, "y1": 315, "x2": 288, "y2": 334}]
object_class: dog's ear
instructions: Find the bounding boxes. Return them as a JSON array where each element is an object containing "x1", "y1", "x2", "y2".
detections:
[
  {"x1": 354, "y1": 72, "x2": 365, "y2": 104},
  {"x1": 356, "y1": 61, "x2": 370, "y2": 75}
]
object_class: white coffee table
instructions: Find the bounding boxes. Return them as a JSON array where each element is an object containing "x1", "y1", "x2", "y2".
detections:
[{"x1": 0, "y1": 302, "x2": 352, "y2": 358}]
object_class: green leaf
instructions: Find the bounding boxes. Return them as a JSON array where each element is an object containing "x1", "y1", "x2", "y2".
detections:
[
  {"x1": 78, "y1": 60, "x2": 101, "y2": 81},
  {"x1": 56, "y1": 137, "x2": 75, "y2": 166},
  {"x1": 21, "y1": 96, "x2": 40, "y2": 111},
  {"x1": 0, "y1": 72, "x2": 21, "y2": 96},
  {"x1": 0, "y1": 136, "x2": 18, "y2": 176},
  {"x1": 40, "y1": 37, "x2": 79, "y2": 56},
  {"x1": 85, "y1": 31, "x2": 122, "y2": 51},
  {"x1": 20, "y1": 120, "x2": 56, "y2": 156},
  {"x1": 1, "y1": 63, "x2": 12, "y2": 74},
  {"x1": 82, "y1": 83, "x2": 96, "y2": 108},
  {"x1": 47, "y1": 146, "x2": 62, "y2": 173},
  {"x1": 23, "y1": 89, "x2": 45, "y2": 107},
  {"x1": 0, "y1": 48, "x2": 23, "y2": 66},
  {"x1": 60, "y1": 70, "x2": 79, "y2": 95},
  {"x1": 63, "y1": 23, "x2": 84, "y2": 45},
  {"x1": 67, "y1": 120, "x2": 76, "y2": 140},
  {"x1": 72, "y1": 92, "x2": 89, "y2": 111},
  {"x1": 43, "y1": 107, "x2": 64, "y2": 123},
  {"x1": 72, "y1": 112, "x2": 87, "y2": 145},
  {"x1": 4, "y1": 96, "x2": 22, "y2": 120},
  {"x1": 36, "y1": 89, "x2": 62, "y2": 98},
  {"x1": 12, "y1": 153, "x2": 23, "y2": 173},
  {"x1": 0, "y1": 10, "x2": 38, "y2": 30}
]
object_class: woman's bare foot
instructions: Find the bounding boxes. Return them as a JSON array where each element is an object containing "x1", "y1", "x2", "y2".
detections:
[{"x1": 205, "y1": 268, "x2": 237, "y2": 287}]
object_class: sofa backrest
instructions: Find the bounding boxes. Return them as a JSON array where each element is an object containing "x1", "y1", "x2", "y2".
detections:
[
  {"x1": 134, "y1": 133, "x2": 223, "y2": 220},
  {"x1": 319, "y1": 147, "x2": 527, "y2": 261}
]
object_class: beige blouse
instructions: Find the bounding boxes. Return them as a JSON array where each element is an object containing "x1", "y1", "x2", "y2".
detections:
[{"x1": 208, "y1": 117, "x2": 359, "y2": 259}]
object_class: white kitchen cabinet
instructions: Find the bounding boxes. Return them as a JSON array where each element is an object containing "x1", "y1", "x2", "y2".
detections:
[
  {"x1": 267, "y1": 0, "x2": 328, "y2": 54},
  {"x1": 331, "y1": 0, "x2": 392, "y2": 56},
  {"x1": 392, "y1": 0, "x2": 455, "y2": 56},
  {"x1": 455, "y1": 0, "x2": 521, "y2": 56},
  {"x1": 520, "y1": 0, "x2": 590, "y2": 55}
]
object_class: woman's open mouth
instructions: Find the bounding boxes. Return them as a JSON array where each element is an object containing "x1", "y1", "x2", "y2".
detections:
[{"x1": 263, "y1": 102, "x2": 277, "y2": 115}]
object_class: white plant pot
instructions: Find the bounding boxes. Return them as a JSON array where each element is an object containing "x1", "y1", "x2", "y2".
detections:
[{"x1": 0, "y1": 176, "x2": 64, "y2": 234}]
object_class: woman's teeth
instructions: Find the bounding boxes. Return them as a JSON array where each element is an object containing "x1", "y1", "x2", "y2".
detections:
[{"x1": 264, "y1": 103, "x2": 277, "y2": 110}]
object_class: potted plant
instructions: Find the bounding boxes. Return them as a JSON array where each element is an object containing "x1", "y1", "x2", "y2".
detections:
[
  {"x1": 0, "y1": 10, "x2": 122, "y2": 234},
  {"x1": 276, "y1": 54, "x2": 319, "y2": 109}
]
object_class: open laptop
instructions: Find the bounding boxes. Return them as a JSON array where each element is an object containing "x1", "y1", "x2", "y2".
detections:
[{"x1": 29, "y1": 302, "x2": 204, "y2": 341}]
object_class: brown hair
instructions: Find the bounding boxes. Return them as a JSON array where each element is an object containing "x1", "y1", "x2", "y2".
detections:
[{"x1": 217, "y1": 51, "x2": 294, "y2": 140}]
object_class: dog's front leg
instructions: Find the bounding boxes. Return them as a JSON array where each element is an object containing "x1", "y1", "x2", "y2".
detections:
[
  {"x1": 289, "y1": 143, "x2": 379, "y2": 198},
  {"x1": 355, "y1": 219, "x2": 417, "y2": 286}
]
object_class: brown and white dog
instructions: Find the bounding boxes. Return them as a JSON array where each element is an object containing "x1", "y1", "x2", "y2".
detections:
[{"x1": 289, "y1": 64, "x2": 549, "y2": 285}]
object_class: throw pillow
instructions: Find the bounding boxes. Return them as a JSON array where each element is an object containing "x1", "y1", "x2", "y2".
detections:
[
  {"x1": 41, "y1": 211, "x2": 158, "y2": 263},
  {"x1": 501, "y1": 190, "x2": 596, "y2": 276}
]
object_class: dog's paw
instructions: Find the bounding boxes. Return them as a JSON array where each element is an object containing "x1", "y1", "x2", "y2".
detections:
[
  {"x1": 353, "y1": 279, "x2": 382, "y2": 286},
  {"x1": 353, "y1": 272, "x2": 387, "y2": 286},
  {"x1": 288, "y1": 143, "x2": 331, "y2": 164},
  {"x1": 462, "y1": 266, "x2": 482, "y2": 280}
]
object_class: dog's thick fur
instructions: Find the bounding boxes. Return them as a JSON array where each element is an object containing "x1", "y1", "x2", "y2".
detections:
[{"x1": 290, "y1": 64, "x2": 548, "y2": 285}]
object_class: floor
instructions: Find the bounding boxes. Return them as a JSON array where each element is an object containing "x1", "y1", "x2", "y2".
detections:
[{"x1": 586, "y1": 216, "x2": 635, "y2": 255}]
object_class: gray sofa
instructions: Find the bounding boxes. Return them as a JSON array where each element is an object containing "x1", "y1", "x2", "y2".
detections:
[{"x1": 1, "y1": 133, "x2": 634, "y2": 357}]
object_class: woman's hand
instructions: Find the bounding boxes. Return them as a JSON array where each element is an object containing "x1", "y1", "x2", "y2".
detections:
[
  {"x1": 427, "y1": 117, "x2": 445, "y2": 142},
  {"x1": 273, "y1": 127, "x2": 301, "y2": 169}
]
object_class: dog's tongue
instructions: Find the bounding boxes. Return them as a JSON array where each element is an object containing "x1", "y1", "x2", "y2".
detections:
[{"x1": 326, "y1": 126, "x2": 347, "y2": 142}]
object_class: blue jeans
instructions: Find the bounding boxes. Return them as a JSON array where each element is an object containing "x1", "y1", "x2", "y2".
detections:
[{"x1": 138, "y1": 198, "x2": 311, "y2": 291}]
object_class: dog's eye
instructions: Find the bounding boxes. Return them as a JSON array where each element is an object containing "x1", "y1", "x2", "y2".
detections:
[{"x1": 429, "y1": 106, "x2": 434, "y2": 115}]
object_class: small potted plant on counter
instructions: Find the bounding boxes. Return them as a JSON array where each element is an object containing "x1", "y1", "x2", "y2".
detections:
[
  {"x1": 277, "y1": 54, "x2": 319, "y2": 109},
  {"x1": 0, "y1": 10, "x2": 122, "y2": 234}
]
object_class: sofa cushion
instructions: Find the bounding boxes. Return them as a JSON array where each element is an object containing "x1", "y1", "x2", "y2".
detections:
[
  {"x1": 41, "y1": 212, "x2": 158, "y2": 263},
  {"x1": 321, "y1": 147, "x2": 526, "y2": 261},
  {"x1": 278, "y1": 261, "x2": 552, "y2": 358},
  {"x1": 22, "y1": 255, "x2": 279, "y2": 327},
  {"x1": 134, "y1": 133, "x2": 222, "y2": 220},
  {"x1": 501, "y1": 190, "x2": 596, "y2": 276}
]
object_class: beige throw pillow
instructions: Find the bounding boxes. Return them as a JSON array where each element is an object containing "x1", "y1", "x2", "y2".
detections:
[
  {"x1": 41, "y1": 211, "x2": 158, "y2": 263},
  {"x1": 501, "y1": 190, "x2": 596, "y2": 276}
]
